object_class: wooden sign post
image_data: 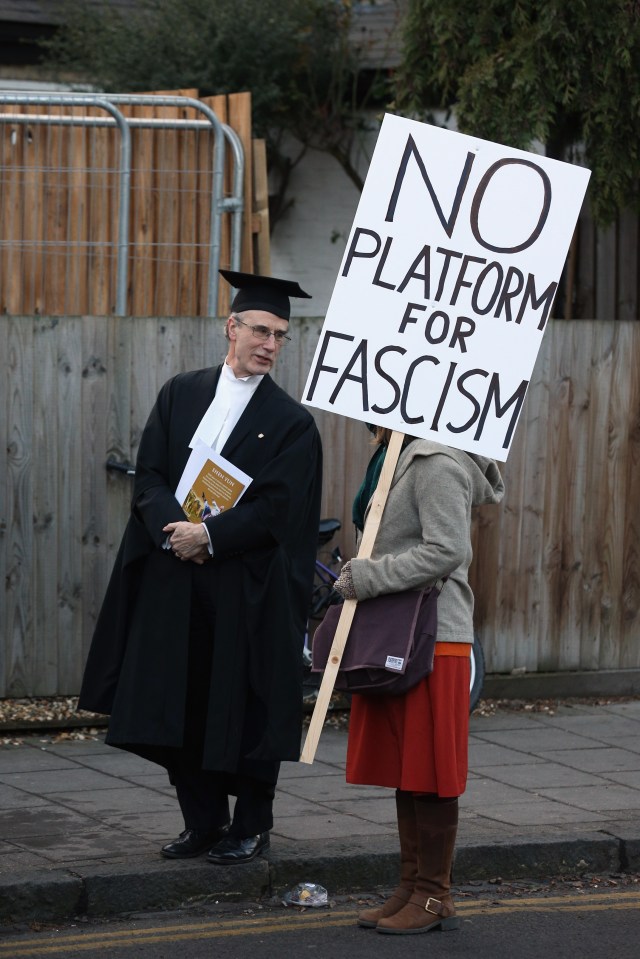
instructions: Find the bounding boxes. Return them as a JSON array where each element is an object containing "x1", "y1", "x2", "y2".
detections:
[{"x1": 300, "y1": 430, "x2": 405, "y2": 764}]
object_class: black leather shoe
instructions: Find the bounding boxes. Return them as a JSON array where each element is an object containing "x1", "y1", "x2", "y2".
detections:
[
  {"x1": 161, "y1": 824, "x2": 230, "y2": 859},
  {"x1": 207, "y1": 831, "x2": 270, "y2": 865}
]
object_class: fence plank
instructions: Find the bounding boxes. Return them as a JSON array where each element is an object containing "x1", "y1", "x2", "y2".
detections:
[
  {"x1": 176, "y1": 94, "x2": 200, "y2": 316},
  {"x1": 87, "y1": 117, "x2": 112, "y2": 314},
  {"x1": 127, "y1": 101, "x2": 156, "y2": 316},
  {"x1": 579, "y1": 321, "x2": 616, "y2": 667},
  {"x1": 200, "y1": 94, "x2": 230, "y2": 314},
  {"x1": 618, "y1": 210, "x2": 639, "y2": 321},
  {"x1": 252, "y1": 139, "x2": 271, "y2": 276},
  {"x1": 0, "y1": 315, "x2": 8, "y2": 692},
  {"x1": 4, "y1": 317, "x2": 34, "y2": 696},
  {"x1": 106, "y1": 313, "x2": 133, "y2": 574},
  {"x1": 32, "y1": 317, "x2": 60, "y2": 693},
  {"x1": 228, "y1": 92, "x2": 253, "y2": 275},
  {"x1": 619, "y1": 321, "x2": 640, "y2": 667},
  {"x1": 65, "y1": 106, "x2": 89, "y2": 314},
  {"x1": 7, "y1": 107, "x2": 26, "y2": 313},
  {"x1": 555, "y1": 322, "x2": 592, "y2": 668},
  {"x1": 56, "y1": 317, "x2": 85, "y2": 690},
  {"x1": 595, "y1": 221, "x2": 617, "y2": 322},
  {"x1": 79, "y1": 319, "x2": 110, "y2": 691},
  {"x1": 601, "y1": 322, "x2": 634, "y2": 666}
]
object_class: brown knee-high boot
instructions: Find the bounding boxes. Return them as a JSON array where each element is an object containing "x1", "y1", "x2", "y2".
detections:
[
  {"x1": 376, "y1": 796, "x2": 459, "y2": 935},
  {"x1": 357, "y1": 789, "x2": 417, "y2": 928}
]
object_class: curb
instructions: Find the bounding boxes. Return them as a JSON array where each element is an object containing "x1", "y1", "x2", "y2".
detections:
[{"x1": 2, "y1": 833, "x2": 638, "y2": 926}]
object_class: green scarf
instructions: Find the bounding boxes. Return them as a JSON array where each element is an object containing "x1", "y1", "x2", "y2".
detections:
[{"x1": 352, "y1": 444, "x2": 386, "y2": 532}]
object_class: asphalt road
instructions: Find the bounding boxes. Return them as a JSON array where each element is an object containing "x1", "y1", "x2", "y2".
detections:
[{"x1": 2, "y1": 880, "x2": 639, "y2": 959}]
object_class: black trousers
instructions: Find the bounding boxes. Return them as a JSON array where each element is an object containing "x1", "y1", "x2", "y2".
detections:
[
  {"x1": 172, "y1": 767, "x2": 276, "y2": 837},
  {"x1": 169, "y1": 566, "x2": 279, "y2": 838}
]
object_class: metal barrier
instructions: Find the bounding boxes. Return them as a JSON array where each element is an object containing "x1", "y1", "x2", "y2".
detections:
[{"x1": 0, "y1": 92, "x2": 245, "y2": 316}]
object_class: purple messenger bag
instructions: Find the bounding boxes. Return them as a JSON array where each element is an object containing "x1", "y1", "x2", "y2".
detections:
[{"x1": 311, "y1": 583, "x2": 443, "y2": 696}]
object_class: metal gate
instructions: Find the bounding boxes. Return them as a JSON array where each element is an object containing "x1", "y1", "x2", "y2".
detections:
[{"x1": 0, "y1": 92, "x2": 247, "y2": 316}]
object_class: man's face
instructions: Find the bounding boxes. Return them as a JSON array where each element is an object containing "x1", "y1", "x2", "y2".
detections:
[{"x1": 226, "y1": 310, "x2": 289, "y2": 377}]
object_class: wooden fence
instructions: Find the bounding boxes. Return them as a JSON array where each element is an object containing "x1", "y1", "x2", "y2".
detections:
[
  {"x1": 1, "y1": 316, "x2": 639, "y2": 697},
  {"x1": 0, "y1": 91, "x2": 270, "y2": 318}
]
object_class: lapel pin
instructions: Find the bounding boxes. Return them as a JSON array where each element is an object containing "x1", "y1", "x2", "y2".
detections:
[{"x1": 258, "y1": 433, "x2": 265, "y2": 439}]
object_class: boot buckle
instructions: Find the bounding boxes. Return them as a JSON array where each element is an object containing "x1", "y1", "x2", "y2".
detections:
[{"x1": 425, "y1": 897, "x2": 442, "y2": 916}]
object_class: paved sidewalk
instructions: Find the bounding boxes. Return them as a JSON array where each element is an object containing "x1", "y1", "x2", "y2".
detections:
[{"x1": 1, "y1": 700, "x2": 640, "y2": 923}]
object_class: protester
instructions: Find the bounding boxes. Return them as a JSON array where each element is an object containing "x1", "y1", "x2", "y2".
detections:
[
  {"x1": 333, "y1": 426, "x2": 503, "y2": 933},
  {"x1": 79, "y1": 271, "x2": 322, "y2": 865}
]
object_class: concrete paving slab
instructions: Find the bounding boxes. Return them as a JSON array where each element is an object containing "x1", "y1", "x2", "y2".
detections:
[
  {"x1": 279, "y1": 759, "x2": 343, "y2": 780},
  {"x1": 278, "y1": 776, "x2": 390, "y2": 802},
  {"x1": 265, "y1": 791, "x2": 342, "y2": 819},
  {"x1": 473, "y1": 727, "x2": 605, "y2": 752},
  {"x1": 321, "y1": 797, "x2": 399, "y2": 825},
  {"x1": 37, "y1": 740, "x2": 110, "y2": 756},
  {"x1": 0, "y1": 767, "x2": 138, "y2": 793},
  {"x1": 600, "y1": 771, "x2": 640, "y2": 789},
  {"x1": 0, "y1": 784, "x2": 50, "y2": 808},
  {"x1": 535, "y1": 720, "x2": 640, "y2": 746},
  {"x1": 478, "y1": 799, "x2": 606, "y2": 826},
  {"x1": 100, "y1": 810, "x2": 183, "y2": 842},
  {"x1": 477, "y1": 761, "x2": 605, "y2": 789},
  {"x1": 469, "y1": 713, "x2": 549, "y2": 731},
  {"x1": 10, "y1": 827, "x2": 154, "y2": 862},
  {"x1": 603, "y1": 735, "x2": 640, "y2": 755},
  {"x1": 467, "y1": 741, "x2": 545, "y2": 766},
  {"x1": 124, "y1": 774, "x2": 175, "y2": 793},
  {"x1": 0, "y1": 750, "x2": 79, "y2": 773},
  {"x1": 463, "y1": 778, "x2": 537, "y2": 805},
  {"x1": 0, "y1": 804, "x2": 98, "y2": 838},
  {"x1": 540, "y1": 746, "x2": 640, "y2": 773},
  {"x1": 51, "y1": 786, "x2": 178, "y2": 816},
  {"x1": 537, "y1": 783, "x2": 640, "y2": 811},
  {"x1": 0, "y1": 844, "x2": 51, "y2": 870},
  {"x1": 274, "y1": 812, "x2": 395, "y2": 841},
  {"x1": 602, "y1": 702, "x2": 640, "y2": 718},
  {"x1": 66, "y1": 753, "x2": 162, "y2": 776}
]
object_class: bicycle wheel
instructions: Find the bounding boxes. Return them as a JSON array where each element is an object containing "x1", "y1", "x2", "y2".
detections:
[{"x1": 469, "y1": 635, "x2": 485, "y2": 712}]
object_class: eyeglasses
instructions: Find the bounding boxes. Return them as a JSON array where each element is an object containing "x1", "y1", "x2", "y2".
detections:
[{"x1": 231, "y1": 315, "x2": 291, "y2": 345}]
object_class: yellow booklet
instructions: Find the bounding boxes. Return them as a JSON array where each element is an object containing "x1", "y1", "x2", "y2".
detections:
[{"x1": 175, "y1": 439, "x2": 253, "y2": 523}]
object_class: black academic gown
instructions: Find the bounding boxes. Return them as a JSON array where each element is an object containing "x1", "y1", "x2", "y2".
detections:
[{"x1": 78, "y1": 365, "x2": 323, "y2": 774}]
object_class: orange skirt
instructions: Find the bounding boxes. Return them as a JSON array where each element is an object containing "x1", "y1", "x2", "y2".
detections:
[{"x1": 345, "y1": 645, "x2": 471, "y2": 797}]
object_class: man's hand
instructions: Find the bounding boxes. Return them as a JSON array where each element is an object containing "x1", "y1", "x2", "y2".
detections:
[{"x1": 163, "y1": 521, "x2": 210, "y2": 565}]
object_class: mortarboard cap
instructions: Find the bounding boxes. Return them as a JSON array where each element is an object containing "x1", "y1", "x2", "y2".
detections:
[{"x1": 219, "y1": 269, "x2": 312, "y2": 320}]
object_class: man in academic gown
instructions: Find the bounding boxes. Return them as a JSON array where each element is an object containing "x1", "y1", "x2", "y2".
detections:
[{"x1": 78, "y1": 271, "x2": 323, "y2": 864}]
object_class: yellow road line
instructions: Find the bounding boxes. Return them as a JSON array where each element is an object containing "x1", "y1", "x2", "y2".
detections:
[
  {"x1": 3, "y1": 891, "x2": 640, "y2": 957},
  {"x1": 1, "y1": 917, "x2": 358, "y2": 956}
]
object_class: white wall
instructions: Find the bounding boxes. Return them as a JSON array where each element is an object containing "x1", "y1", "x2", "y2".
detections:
[{"x1": 270, "y1": 124, "x2": 380, "y2": 318}]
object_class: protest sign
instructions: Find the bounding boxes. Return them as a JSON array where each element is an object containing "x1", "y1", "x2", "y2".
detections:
[{"x1": 303, "y1": 113, "x2": 591, "y2": 460}]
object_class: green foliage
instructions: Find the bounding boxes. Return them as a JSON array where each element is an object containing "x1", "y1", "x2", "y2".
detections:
[
  {"x1": 45, "y1": 0, "x2": 350, "y2": 134},
  {"x1": 395, "y1": 0, "x2": 640, "y2": 225},
  {"x1": 41, "y1": 0, "x2": 374, "y2": 221}
]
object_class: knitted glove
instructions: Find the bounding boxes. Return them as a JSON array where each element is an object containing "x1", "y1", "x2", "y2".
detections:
[{"x1": 333, "y1": 560, "x2": 357, "y2": 600}]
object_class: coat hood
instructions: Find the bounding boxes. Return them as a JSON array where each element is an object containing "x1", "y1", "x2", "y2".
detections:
[
  {"x1": 463, "y1": 451, "x2": 505, "y2": 507},
  {"x1": 397, "y1": 439, "x2": 505, "y2": 508}
]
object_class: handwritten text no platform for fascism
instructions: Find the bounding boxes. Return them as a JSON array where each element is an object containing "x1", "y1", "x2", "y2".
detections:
[{"x1": 305, "y1": 125, "x2": 589, "y2": 455}]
